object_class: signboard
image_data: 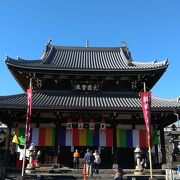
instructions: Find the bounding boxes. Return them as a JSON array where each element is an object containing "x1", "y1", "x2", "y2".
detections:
[
  {"x1": 72, "y1": 81, "x2": 102, "y2": 91},
  {"x1": 178, "y1": 165, "x2": 180, "y2": 173}
]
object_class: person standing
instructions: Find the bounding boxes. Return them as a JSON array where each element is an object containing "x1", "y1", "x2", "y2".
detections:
[
  {"x1": 93, "y1": 150, "x2": 101, "y2": 174},
  {"x1": 84, "y1": 149, "x2": 95, "y2": 176},
  {"x1": 73, "y1": 149, "x2": 80, "y2": 170}
]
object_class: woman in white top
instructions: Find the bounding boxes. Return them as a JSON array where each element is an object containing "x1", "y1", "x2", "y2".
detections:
[{"x1": 93, "y1": 150, "x2": 101, "y2": 174}]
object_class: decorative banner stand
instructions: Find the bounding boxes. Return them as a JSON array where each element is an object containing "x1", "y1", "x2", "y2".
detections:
[
  {"x1": 21, "y1": 79, "x2": 32, "y2": 179},
  {"x1": 140, "y1": 82, "x2": 153, "y2": 178}
]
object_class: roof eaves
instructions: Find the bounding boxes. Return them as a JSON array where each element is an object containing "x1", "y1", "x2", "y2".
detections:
[
  {"x1": 133, "y1": 59, "x2": 168, "y2": 67},
  {"x1": 4, "y1": 63, "x2": 168, "y2": 73}
]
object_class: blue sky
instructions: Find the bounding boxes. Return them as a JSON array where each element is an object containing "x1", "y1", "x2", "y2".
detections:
[{"x1": 0, "y1": 0, "x2": 180, "y2": 99}]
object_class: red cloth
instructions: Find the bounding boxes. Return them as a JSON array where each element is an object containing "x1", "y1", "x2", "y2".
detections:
[{"x1": 33, "y1": 160, "x2": 37, "y2": 167}]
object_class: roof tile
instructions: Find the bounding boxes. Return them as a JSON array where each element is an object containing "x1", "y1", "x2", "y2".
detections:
[
  {"x1": 6, "y1": 45, "x2": 168, "y2": 71},
  {"x1": 0, "y1": 91, "x2": 179, "y2": 111}
]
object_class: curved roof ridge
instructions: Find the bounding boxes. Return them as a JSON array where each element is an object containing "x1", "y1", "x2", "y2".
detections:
[
  {"x1": 153, "y1": 96, "x2": 178, "y2": 102},
  {"x1": 52, "y1": 44, "x2": 123, "y2": 51},
  {"x1": 0, "y1": 92, "x2": 26, "y2": 99},
  {"x1": 42, "y1": 45, "x2": 55, "y2": 63},
  {"x1": 5, "y1": 43, "x2": 169, "y2": 74},
  {"x1": 133, "y1": 59, "x2": 168, "y2": 66},
  {"x1": 119, "y1": 48, "x2": 133, "y2": 66},
  {"x1": 5, "y1": 56, "x2": 39, "y2": 63}
]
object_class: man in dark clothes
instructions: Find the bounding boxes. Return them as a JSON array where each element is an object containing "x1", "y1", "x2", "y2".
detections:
[{"x1": 84, "y1": 149, "x2": 95, "y2": 176}]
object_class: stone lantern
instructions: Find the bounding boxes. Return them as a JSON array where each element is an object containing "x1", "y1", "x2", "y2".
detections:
[
  {"x1": 25, "y1": 143, "x2": 36, "y2": 174},
  {"x1": 134, "y1": 145, "x2": 144, "y2": 175}
]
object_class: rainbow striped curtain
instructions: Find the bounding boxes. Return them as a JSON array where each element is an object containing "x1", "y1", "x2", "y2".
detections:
[
  {"x1": 13, "y1": 128, "x2": 55, "y2": 146},
  {"x1": 58, "y1": 127, "x2": 113, "y2": 147},
  {"x1": 13, "y1": 127, "x2": 157, "y2": 148},
  {"x1": 116, "y1": 128, "x2": 148, "y2": 148},
  {"x1": 32, "y1": 128, "x2": 55, "y2": 146}
]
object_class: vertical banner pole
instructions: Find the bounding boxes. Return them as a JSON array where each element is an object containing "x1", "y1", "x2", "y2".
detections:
[
  {"x1": 143, "y1": 82, "x2": 153, "y2": 178},
  {"x1": 21, "y1": 140, "x2": 27, "y2": 178},
  {"x1": 148, "y1": 146, "x2": 153, "y2": 178},
  {"x1": 21, "y1": 79, "x2": 32, "y2": 179}
]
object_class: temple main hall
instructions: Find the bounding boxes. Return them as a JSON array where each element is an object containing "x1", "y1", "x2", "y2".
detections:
[{"x1": 0, "y1": 40, "x2": 180, "y2": 168}]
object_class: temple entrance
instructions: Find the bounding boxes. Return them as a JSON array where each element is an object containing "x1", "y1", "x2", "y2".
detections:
[
  {"x1": 59, "y1": 146, "x2": 73, "y2": 167},
  {"x1": 73, "y1": 146, "x2": 113, "y2": 168},
  {"x1": 116, "y1": 148, "x2": 135, "y2": 169},
  {"x1": 59, "y1": 146, "x2": 113, "y2": 168},
  {"x1": 100, "y1": 147, "x2": 113, "y2": 168},
  {"x1": 74, "y1": 146, "x2": 98, "y2": 168}
]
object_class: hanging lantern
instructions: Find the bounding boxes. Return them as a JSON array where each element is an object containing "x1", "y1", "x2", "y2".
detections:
[
  {"x1": 100, "y1": 118, "x2": 106, "y2": 130},
  {"x1": 78, "y1": 117, "x2": 83, "y2": 130},
  {"x1": 89, "y1": 118, "x2": 95, "y2": 131},
  {"x1": 66, "y1": 118, "x2": 72, "y2": 130}
]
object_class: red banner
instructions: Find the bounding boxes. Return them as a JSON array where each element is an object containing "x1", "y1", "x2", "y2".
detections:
[
  {"x1": 140, "y1": 92, "x2": 151, "y2": 146},
  {"x1": 78, "y1": 117, "x2": 83, "y2": 130},
  {"x1": 25, "y1": 88, "x2": 32, "y2": 144}
]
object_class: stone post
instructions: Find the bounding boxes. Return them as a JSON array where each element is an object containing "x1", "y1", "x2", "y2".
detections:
[
  {"x1": 25, "y1": 144, "x2": 36, "y2": 174},
  {"x1": 134, "y1": 145, "x2": 144, "y2": 175}
]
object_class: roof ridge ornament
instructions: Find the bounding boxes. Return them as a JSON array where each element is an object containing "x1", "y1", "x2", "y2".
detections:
[
  {"x1": 45, "y1": 39, "x2": 52, "y2": 51},
  {"x1": 85, "y1": 40, "x2": 89, "y2": 47},
  {"x1": 41, "y1": 39, "x2": 52, "y2": 60},
  {"x1": 153, "y1": 60, "x2": 157, "y2": 64},
  {"x1": 121, "y1": 41, "x2": 132, "y2": 61},
  {"x1": 47, "y1": 39, "x2": 52, "y2": 46},
  {"x1": 165, "y1": 59, "x2": 168, "y2": 65},
  {"x1": 177, "y1": 96, "x2": 180, "y2": 103},
  {"x1": 121, "y1": 40, "x2": 128, "y2": 48},
  {"x1": 5, "y1": 55, "x2": 8, "y2": 60}
]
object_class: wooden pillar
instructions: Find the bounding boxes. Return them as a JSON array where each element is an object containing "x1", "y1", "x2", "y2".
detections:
[
  {"x1": 4, "y1": 124, "x2": 11, "y2": 168},
  {"x1": 4, "y1": 127, "x2": 9, "y2": 152},
  {"x1": 159, "y1": 123, "x2": 166, "y2": 164},
  {"x1": 5, "y1": 125, "x2": 11, "y2": 152},
  {"x1": 54, "y1": 113, "x2": 60, "y2": 164},
  {"x1": 154, "y1": 144, "x2": 159, "y2": 163},
  {"x1": 112, "y1": 114, "x2": 117, "y2": 165}
]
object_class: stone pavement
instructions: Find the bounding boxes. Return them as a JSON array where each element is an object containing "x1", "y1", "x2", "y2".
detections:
[
  {"x1": 4, "y1": 167, "x2": 113, "y2": 180},
  {"x1": 4, "y1": 167, "x2": 166, "y2": 180}
]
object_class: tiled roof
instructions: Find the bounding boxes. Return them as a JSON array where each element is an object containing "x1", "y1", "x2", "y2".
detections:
[
  {"x1": 5, "y1": 45, "x2": 168, "y2": 72},
  {"x1": 0, "y1": 91, "x2": 179, "y2": 111}
]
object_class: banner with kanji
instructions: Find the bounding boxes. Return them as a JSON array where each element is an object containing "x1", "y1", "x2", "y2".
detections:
[
  {"x1": 25, "y1": 88, "x2": 32, "y2": 144},
  {"x1": 140, "y1": 91, "x2": 151, "y2": 146}
]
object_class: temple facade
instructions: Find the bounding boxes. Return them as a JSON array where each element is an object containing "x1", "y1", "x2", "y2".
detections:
[{"x1": 0, "y1": 41, "x2": 180, "y2": 168}]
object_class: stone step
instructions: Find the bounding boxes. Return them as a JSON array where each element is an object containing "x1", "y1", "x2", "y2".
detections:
[{"x1": 5, "y1": 167, "x2": 166, "y2": 180}]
